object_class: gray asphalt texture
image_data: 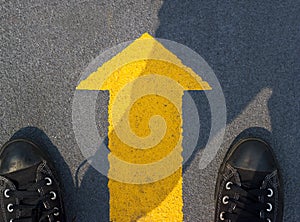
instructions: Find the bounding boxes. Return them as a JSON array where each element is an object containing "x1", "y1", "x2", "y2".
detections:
[{"x1": 1, "y1": 0, "x2": 299, "y2": 221}]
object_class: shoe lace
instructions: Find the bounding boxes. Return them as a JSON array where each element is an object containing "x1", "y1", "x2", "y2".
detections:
[
  {"x1": 5, "y1": 177, "x2": 59, "y2": 222},
  {"x1": 220, "y1": 182, "x2": 273, "y2": 222}
]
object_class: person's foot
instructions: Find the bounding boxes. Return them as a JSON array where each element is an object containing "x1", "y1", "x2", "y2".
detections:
[
  {"x1": 0, "y1": 139, "x2": 65, "y2": 222},
  {"x1": 214, "y1": 138, "x2": 283, "y2": 222}
]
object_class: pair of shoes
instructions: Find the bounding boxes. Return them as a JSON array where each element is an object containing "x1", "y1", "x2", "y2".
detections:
[
  {"x1": 0, "y1": 137, "x2": 283, "y2": 222},
  {"x1": 0, "y1": 139, "x2": 65, "y2": 222}
]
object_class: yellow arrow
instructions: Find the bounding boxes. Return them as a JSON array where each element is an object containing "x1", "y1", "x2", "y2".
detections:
[{"x1": 77, "y1": 33, "x2": 211, "y2": 221}]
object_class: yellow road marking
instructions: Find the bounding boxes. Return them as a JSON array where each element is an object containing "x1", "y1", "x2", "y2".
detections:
[{"x1": 77, "y1": 33, "x2": 211, "y2": 221}]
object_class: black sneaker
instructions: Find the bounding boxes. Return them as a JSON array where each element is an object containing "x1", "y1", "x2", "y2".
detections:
[
  {"x1": 0, "y1": 139, "x2": 65, "y2": 222},
  {"x1": 214, "y1": 138, "x2": 283, "y2": 222}
]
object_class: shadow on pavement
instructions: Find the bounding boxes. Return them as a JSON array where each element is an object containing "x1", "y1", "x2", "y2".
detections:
[
  {"x1": 75, "y1": 158, "x2": 110, "y2": 222},
  {"x1": 156, "y1": 0, "x2": 299, "y2": 221}
]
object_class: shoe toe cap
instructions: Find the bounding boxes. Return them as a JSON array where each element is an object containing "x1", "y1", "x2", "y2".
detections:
[
  {"x1": 228, "y1": 139, "x2": 277, "y2": 172},
  {"x1": 0, "y1": 140, "x2": 44, "y2": 174}
]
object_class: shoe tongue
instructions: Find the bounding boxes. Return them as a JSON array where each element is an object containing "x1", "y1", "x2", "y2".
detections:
[
  {"x1": 4, "y1": 163, "x2": 41, "y2": 189},
  {"x1": 236, "y1": 168, "x2": 268, "y2": 189}
]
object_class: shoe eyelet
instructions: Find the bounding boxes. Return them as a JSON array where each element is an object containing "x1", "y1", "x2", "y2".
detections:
[
  {"x1": 53, "y1": 207, "x2": 59, "y2": 216},
  {"x1": 232, "y1": 204, "x2": 236, "y2": 211},
  {"x1": 266, "y1": 203, "x2": 272, "y2": 212},
  {"x1": 260, "y1": 210, "x2": 264, "y2": 218},
  {"x1": 45, "y1": 177, "x2": 52, "y2": 186},
  {"x1": 219, "y1": 211, "x2": 225, "y2": 221},
  {"x1": 50, "y1": 191, "x2": 57, "y2": 200},
  {"x1": 266, "y1": 218, "x2": 271, "y2": 222},
  {"x1": 225, "y1": 181, "x2": 233, "y2": 190},
  {"x1": 222, "y1": 196, "x2": 229, "y2": 204},
  {"x1": 7, "y1": 203, "x2": 14, "y2": 213},
  {"x1": 267, "y1": 188, "x2": 273, "y2": 197},
  {"x1": 4, "y1": 189, "x2": 10, "y2": 198}
]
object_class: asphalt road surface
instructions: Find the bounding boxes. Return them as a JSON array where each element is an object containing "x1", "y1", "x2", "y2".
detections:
[{"x1": 1, "y1": 0, "x2": 299, "y2": 221}]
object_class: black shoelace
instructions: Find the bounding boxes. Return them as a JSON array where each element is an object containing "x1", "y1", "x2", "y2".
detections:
[
  {"x1": 221, "y1": 182, "x2": 272, "y2": 222},
  {"x1": 5, "y1": 178, "x2": 59, "y2": 222}
]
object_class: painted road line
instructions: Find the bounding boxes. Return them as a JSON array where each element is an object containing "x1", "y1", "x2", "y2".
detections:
[{"x1": 76, "y1": 33, "x2": 211, "y2": 221}]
